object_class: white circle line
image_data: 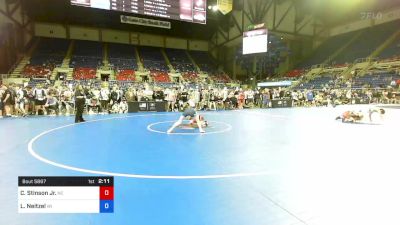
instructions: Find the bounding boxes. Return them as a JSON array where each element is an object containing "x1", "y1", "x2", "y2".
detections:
[
  {"x1": 27, "y1": 113, "x2": 274, "y2": 179},
  {"x1": 147, "y1": 120, "x2": 232, "y2": 135}
]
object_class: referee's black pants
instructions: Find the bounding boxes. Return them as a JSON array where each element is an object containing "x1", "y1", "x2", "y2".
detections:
[{"x1": 75, "y1": 98, "x2": 85, "y2": 123}]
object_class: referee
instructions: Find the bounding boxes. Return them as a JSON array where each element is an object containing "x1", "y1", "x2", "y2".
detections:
[{"x1": 75, "y1": 84, "x2": 86, "y2": 123}]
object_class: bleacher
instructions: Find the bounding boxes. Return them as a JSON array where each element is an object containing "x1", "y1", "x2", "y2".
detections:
[
  {"x1": 108, "y1": 43, "x2": 138, "y2": 81},
  {"x1": 296, "y1": 30, "x2": 361, "y2": 69},
  {"x1": 116, "y1": 69, "x2": 136, "y2": 81},
  {"x1": 286, "y1": 69, "x2": 305, "y2": 78},
  {"x1": 182, "y1": 72, "x2": 199, "y2": 83},
  {"x1": 333, "y1": 20, "x2": 400, "y2": 64},
  {"x1": 29, "y1": 38, "x2": 69, "y2": 66},
  {"x1": 61, "y1": 80, "x2": 140, "y2": 90},
  {"x1": 139, "y1": 46, "x2": 168, "y2": 72},
  {"x1": 108, "y1": 80, "x2": 139, "y2": 90},
  {"x1": 352, "y1": 72, "x2": 400, "y2": 88},
  {"x1": 22, "y1": 38, "x2": 69, "y2": 78},
  {"x1": 70, "y1": 40, "x2": 103, "y2": 68},
  {"x1": 22, "y1": 65, "x2": 52, "y2": 79},
  {"x1": 108, "y1": 43, "x2": 138, "y2": 70},
  {"x1": 379, "y1": 36, "x2": 400, "y2": 59},
  {"x1": 70, "y1": 40, "x2": 103, "y2": 80},
  {"x1": 150, "y1": 70, "x2": 170, "y2": 83},
  {"x1": 296, "y1": 74, "x2": 338, "y2": 90},
  {"x1": 189, "y1": 50, "x2": 218, "y2": 73},
  {"x1": 73, "y1": 68, "x2": 97, "y2": 80},
  {"x1": 165, "y1": 48, "x2": 196, "y2": 73},
  {"x1": 27, "y1": 79, "x2": 55, "y2": 87},
  {"x1": 210, "y1": 73, "x2": 231, "y2": 83}
]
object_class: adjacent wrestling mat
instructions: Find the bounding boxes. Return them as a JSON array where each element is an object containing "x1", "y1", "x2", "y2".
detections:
[{"x1": 1, "y1": 105, "x2": 399, "y2": 225}]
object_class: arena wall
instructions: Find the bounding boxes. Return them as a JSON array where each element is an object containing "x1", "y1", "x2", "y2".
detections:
[
  {"x1": 0, "y1": 0, "x2": 33, "y2": 73},
  {"x1": 330, "y1": 7, "x2": 400, "y2": 36},
  {"x1": 330, "y1": 19, "x2": 373, "y2": 36},
  {"x1": 188, "y1": 40, "x2": 208, "y2": 51},
  {"x1": 130, "y1": 33, "x2": 140, "y2": 45},
  {"x1": 101, "y1": 29, "x2": 130, "y2": 44},
  {"x1": 375, "y1": 8, "x2": 400, "y2": 25},
  {"x1": 69, "y1": 26, "x2": 100, "y2": 41},
  {"x1": 268, "y1": 0, "x2": 296, "y2": 33},
  {"x1": 139, "y1": 33, "x2": 164, "y2": 47},
  {"x1": 33, "y1": 22, "x2": 208, "y2": 51},
  {"x1": 165, "y1": 37, "x2": 187, "y2": 49},
  {"x1": 0, "y1": 1, "x2": 32, "y2": 48},
  {"x1": 34, "y1": 23, "x2": 67, "y2": 39},
  {"x1": 213, "y1": 0, "x2": 319, "y2": 49}
]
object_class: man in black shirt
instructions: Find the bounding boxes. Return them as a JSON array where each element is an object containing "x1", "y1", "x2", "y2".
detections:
[
  {"x1": 1, "y1": 84, "x2": 12, "y2": 117},
  {"x1": 179, "y1": 90, "x2": 188, "y2": 111},
  {"x1": 0, "y1": 85, "x2": 4, "y2": 117},
  {"x1": 153, "y1": 88, "x2": 165, "y2": 102},
  {"x1": 74, "y1": 84, "x2": 86, "y2": 123}
]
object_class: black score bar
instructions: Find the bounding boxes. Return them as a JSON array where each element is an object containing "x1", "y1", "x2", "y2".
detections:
[{"x1": 18, "y1": 176, "x2": 114, "y2": 186}]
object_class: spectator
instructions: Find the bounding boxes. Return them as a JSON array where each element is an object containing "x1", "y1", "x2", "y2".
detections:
[
  {"x1": 15, "y1": 85, "x2": 27, "y2": 117},
  {"x1": 2, "y1": 84, "x2": 13, "y2": 117},
  {"x1": 99, "y1": 84, "x2": 110, "y2": 113},
  {"x1": 44, "y1": 93, "x2": 59, "y2": 115},
  {"x1": 0, "y1": 85, "x2": 4, "y2": 118},
  {"x1": 262, "y1": 89, "x2": 271, "y2": 108},
  {"x1": 34, "y1": 84, "x2": 47, "y2": 115}
]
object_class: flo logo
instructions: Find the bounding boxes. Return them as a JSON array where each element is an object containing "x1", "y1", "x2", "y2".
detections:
[{"x1": 360, "y1": 12, "x2": 382, "y2": 20}]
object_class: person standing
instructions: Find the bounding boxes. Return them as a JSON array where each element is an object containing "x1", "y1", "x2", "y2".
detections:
[
  {"x1": 238, "y1": 90, "x2": 245, "y2": 109},
  {"x1": 2, "y1": 84, "x2": 12, "y2": 117},
  {"x1": 166, "y1": 88, "x2": 177, "y2": 112},
  {"x1": 15, "y1": 85, "x2": 27, "y2": 117},
  {"x1": 99, "y1": 84, "x2": 110, "y2": 114},
  {"x1": 74, "y1": 84, "x2": 86, "y2": 123},
  {"x1": 262, "y1": 89, "x2": 271, "y2": 108},
  {"x1": 0, "y1": 85, "x2": 5, "y2": 118},
  {"x1": 124, "y1": 87, "x2": 136, "y2": 102},
  {"x1": 34, "y1": 84, "x2": 47, "y2": 115}
]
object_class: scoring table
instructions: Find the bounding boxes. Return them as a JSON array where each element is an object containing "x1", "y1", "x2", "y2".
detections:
[{"x1": 18, "y1": 176, "x2": 114, "y2": 213}]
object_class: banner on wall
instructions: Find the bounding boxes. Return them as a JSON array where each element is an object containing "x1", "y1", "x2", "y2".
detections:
[
  {"x1": 120, "y1": 15, "x2": 171, "y2": 29},
  {"x1": 217, "y1": 0, "x2": 233, "y2": 15}
]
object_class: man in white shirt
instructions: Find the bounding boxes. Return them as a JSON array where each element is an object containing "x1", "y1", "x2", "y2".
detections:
[
  {"x1": 166, "y1": 88, "x2": 177, "y2": 111},
  {"x1": 99, "y1": 86, "x2": 110, "y2": 114},
  {"x1": 15, "y1": 86, "x2": 27, "y2": 117},
  {"x1": 62, "y1": 87, "x2": 74, "y2": 115},
  {"x1": 246, "y1": 89, "x2": 254, "y2": 105}
]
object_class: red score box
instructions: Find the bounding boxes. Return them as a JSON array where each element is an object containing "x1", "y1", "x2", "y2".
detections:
[{"x1": 99, "y1": 186, "x2": 114, "y2": 200}]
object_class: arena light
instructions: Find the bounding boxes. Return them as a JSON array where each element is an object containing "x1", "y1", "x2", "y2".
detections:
[
  {"x1": 195, "y1": 0, "x2": 204, "y2": 7},
  {"x1": 212, "y1": 5, "x2": 219, "y2": 11}
]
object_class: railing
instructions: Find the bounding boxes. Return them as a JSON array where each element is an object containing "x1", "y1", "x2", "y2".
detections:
[
  {"x1": 354, "y1": 57, "x2": 378, "y2": 64},
  {"x1": 7, "y1": 54, "x2": 24, "y2": 75},
  {"x1": 0, "y1": 74, "x2": 9, "y2": 80},
  {"x1": 310, "y1": 64, "x2": 326, "y2": 70}
]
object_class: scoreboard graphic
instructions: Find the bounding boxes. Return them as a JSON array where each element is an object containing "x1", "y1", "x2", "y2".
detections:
[
  {"x1": 71, "y1": 0, "x2": 207, "y2": 24},
  {"x1": 18, "y1": 177, "x2": 114, "y2": 213}
]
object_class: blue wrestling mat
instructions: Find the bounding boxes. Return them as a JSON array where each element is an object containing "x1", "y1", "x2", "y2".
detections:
[{"x1": 1, "y1": 106, "x2": 400, "y2": 225}]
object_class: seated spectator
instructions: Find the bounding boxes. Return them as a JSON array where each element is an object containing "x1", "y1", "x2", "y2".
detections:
[{"x1": 44, "y1": 93, "x2": 59, "y2": 115}]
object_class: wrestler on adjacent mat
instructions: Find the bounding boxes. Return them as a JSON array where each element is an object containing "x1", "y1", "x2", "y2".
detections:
[{"x1": 335, "y1": 107, "x2": 385, "y2": 123}]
